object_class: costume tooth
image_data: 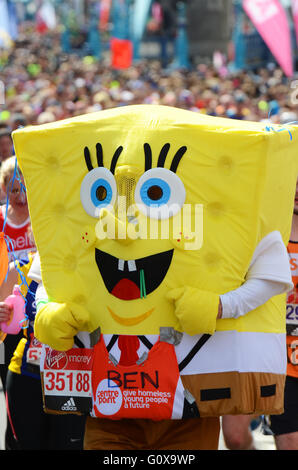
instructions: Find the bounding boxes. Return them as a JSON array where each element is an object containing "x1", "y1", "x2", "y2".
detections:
[
  {"x1": 118, "y1": 259, "x2": 125, "y2": 271},
  {"x1": 128, "y1": 260, "x2": 137, "y2": 272}
]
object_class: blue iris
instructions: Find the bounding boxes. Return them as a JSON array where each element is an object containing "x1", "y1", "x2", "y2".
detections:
[
  {"x1": 91, "y1": 178, "x2": 113, "y2": 207},
  {"x1": 140, "y1": 178, "x2": 171, "y2": 207}
]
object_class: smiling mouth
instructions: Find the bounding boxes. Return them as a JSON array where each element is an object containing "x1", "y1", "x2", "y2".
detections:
[
  {"x1": 107, "y1": 307, "x2": 155, "y2": 325},
  {"x1": 95, "y1": 249, "x2": 174, "y2": 300}
]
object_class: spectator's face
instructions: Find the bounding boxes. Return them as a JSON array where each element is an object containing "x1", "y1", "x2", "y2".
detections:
[
  {"x1": 0, "y1": 136, "x2": 13, "y2": 161},
  {"x1": 4, "y1": 177, "x2": 27, "y2": 209}
]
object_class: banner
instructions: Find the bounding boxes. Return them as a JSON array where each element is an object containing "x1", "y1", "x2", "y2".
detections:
[
  {"x1": 111, "y1": 37, "x2": 133, "y2": 69},
  {"x1": 36, "y1": 1, "x2": 57, "y2": 33},
  {"x1": 99, "y1": 0, "x2": 112, "y2": 31},
  {"x1": 112, "y1": 0, "x2": 130, "y2": 39},
  {"x1": 88, "y1": 18, "x2": 102, "y2": 59},
  {"x1": 7, "y1": 0, "x2": 18, "y2": 40},
  {"x1": 132, "y1": 0, "x2": 152, "y2": 41},
  {"x1": 292, "y1": 0, "x2": 298, "y2": 46},
  {"x1": 243, "y1": 0, "x2": 293, "y2": 77},
  {"x1": 0, "y1": 0, "x2": 13, "y2": 48}
]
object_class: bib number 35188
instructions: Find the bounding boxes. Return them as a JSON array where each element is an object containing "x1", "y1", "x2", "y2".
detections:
[{"x1": 42, "y1": 347, "x2": 93, "y2": 414}]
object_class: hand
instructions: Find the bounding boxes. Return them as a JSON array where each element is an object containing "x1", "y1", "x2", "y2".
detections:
[
  {"x1": 34, "y1": 301, "x2": 91, "y2": 351},
  {"x1": 166, "y1": 286, "x2": 220, "y2": 336},
  {"x1": 0, "y1": 302, "x2": 13, "y2": 324}
]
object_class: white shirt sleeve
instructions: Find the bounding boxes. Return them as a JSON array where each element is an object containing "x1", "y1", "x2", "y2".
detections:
[
  {"x1": 28, "y1": 251, "x2": 42, "y2": 282},
  {"x1": 35, "y1": 282, "x2": 49, "y2": 312},
  {"x1": 220, "y1": 231, "x2": 293, "y2": 319}
]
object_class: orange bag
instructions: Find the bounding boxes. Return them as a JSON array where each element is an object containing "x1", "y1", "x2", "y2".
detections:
[{"x1": 0, "y1": 232, "x2": 9, "y2": 285}]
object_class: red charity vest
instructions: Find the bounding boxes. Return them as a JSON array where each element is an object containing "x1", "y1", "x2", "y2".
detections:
[
  {"x1": 286, "y1": 241, "x2": 298, "y2": 378},
  {"x1": 0, "y1": 207, "x2": 34, "y2": 261},
  {"x1": 91, "y1": 336, "x2": 182, "y2": 421}
]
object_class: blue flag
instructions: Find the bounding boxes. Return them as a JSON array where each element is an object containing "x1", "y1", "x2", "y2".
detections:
[
  {"x1": 0, "y1": 0, "x2": 17, "y2": 48},
  {"x1": 7, "y1": 0, "x2": 18, "y2": 40},
  {"x1": 0, "y1": 0, "x2": 11, "y2": 48},
  {"x1": 131, "y1": 0, "x2": 152, "y2": 41},
  {"x1": 131, "y1": 0, "x2": 152, "y2": 60}
]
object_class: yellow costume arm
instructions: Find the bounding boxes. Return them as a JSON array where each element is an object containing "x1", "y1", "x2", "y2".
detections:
[
  {"x1": 166, "y1": 287, "x2": 220, "y2": 336},
  {"x1": 34, "y1": 284, "x2": 92, "y2": 351},
  {"x1": 34, "y1": 303, "x2": 77, "y2": 351}
]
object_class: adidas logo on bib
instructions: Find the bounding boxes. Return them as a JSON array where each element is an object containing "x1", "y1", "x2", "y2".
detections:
[{"x1": 62, "y1": 397, "x2": 77, "y2": 411}]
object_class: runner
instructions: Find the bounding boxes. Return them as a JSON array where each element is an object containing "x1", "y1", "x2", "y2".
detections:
[
  {"x1": 12, "y1": 105, "x2": 297, "y2": 450},
  {"x1": 33, "y1": 230, "x2": 292, "y2": 450},
  {"x1": 1, "y1": 251, "x2": 86, "y2": 450},
  {"x1": 267, "y1": 178, "x2": 298, "y2": 450},
  {"x1": 0, "y1": 156, "x2": 35, "y2": 263},
  {"x1": 0, "y1": 158, "x2": 35, "y2": 449},
  {"x1": 222, "y1": 179, "x2": 298, "y2": 451}
]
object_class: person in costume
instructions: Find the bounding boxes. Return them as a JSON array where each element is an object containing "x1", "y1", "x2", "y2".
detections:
[
  {"x1": 0, "y1": 250, "x2": 86, "y2": 450},
  {"x1": 11, "y1": 105, "x2": 298, "y2": 450},
  {"x1": 33, "y1": 230, "x2": 292, "y2": 450}
]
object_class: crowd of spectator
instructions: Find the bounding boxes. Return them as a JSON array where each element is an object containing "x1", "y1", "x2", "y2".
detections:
[{"x1": 0, "y1": 22, "x2": 297, "y2": 163}]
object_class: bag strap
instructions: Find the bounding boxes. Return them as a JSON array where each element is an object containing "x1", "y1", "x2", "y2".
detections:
[
  {"x1": 106, "y1": 334, "x2": 119, "y2": 352},
  {"x1": 179, "y1": 334, "x2": 211, "y2": 372},
  {"x1": 137, "y1": 335, "x2": 154, "y2": 350},
  {"x1": 74, "y1": 335, "x2": 85, "y2": 349}
]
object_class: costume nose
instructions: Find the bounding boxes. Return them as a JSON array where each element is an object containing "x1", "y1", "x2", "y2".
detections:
[
  {"x1": 96, "y1": 207, "x2": 135, "y2": 245},
  {"x1": 114, "y1": 165, "x2": 143, "y2": 210},
  {"x1": 95, "y1": 165, "x2": 144, "y2": 244}
]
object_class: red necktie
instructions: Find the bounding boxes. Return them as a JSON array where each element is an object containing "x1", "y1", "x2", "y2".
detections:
[{"x1": 118, "y1": 335, "x2": 140, "y2": 366}]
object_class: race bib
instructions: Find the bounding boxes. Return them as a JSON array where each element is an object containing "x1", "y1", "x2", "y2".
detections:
[
  {"x1": 286, "y1": 336, "x2": 298, "y2": 378},
  {"x1": 286, "y1": 304, "x2": 298, "y2": 326},
  {"x1": 26, "y1": 333, "x2": 42, "y2": 366},
  {"x1": 42, "y1": 347, "x2": 93, "y2": 414}
]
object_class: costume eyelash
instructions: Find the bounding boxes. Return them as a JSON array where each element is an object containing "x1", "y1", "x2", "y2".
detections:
[
  {"x1": 83, "y1": 144, "x2": 123, "y2": 173},
  {"x1": 96, "y1": 143, "x2": 103, "y2": 167},
  {"x1": 144, "y1": 143, "x2": 187, "y2": 173},
  {"x1": 170, "y1": 146, "x2": 187, "y2": 173},
  {"x1": 144, "y1": 143, "x2": 152, "y2": 172},
  {"x1": 157, "y1": 143, "x2": 171, "y2": 168},
  {"x1": 110, "y1": 146, "x2": 124, "y2": 175},
  {"x1": 84, "y1": 146, "x2": 93, "y2": 172}
]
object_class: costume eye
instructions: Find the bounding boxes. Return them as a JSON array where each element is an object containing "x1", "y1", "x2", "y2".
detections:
[
  {"x1": 135, "y1": 168, "x2": 186, "y2": 220},
  {"x1": 80, "y1": 167, "x2": 117, "y2": 217}
]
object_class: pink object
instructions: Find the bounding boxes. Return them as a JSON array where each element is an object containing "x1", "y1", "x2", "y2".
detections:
[
  {"x1": 243, "y1": 0, "x2": 294, "y2": 77},
  {"x1": 0, "y1": 285, "x2": 26, "y2": 334},
  {"x1": 292, "y1": 0, "x2": 298, "y2": 47}
]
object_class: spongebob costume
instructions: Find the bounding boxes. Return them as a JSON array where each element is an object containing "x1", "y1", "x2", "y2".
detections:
[{"x1": 12, "y1": 105, "x2": 298, "y2": 449}]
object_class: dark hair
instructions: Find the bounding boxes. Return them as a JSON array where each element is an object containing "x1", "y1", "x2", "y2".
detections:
[
  {"x1": 12, "y1": 114, "x2": 27, "y2": 127},
  {"x1": 0, "y1": 128, "x2": 11, "y2": 139}
]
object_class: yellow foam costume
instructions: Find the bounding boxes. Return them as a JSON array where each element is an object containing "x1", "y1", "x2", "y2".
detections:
[{"x1": 12, "y1": 105, "x2": 298, "y2": 417}]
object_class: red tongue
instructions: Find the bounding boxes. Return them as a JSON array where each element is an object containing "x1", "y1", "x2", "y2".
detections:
[{"x1": 111, "y1": 278, "x2": 140, "y2": 300}]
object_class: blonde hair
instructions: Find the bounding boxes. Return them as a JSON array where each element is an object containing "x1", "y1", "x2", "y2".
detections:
[{"x1": 0, "y1": 156, "x2": 22, "y2": 187}]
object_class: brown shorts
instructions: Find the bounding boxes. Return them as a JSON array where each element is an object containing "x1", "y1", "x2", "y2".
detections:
[{"x1": 84, "y1": 416, "x2": 220, "y2": 450}]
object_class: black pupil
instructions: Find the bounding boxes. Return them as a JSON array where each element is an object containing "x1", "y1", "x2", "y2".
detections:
[
  {"x1": 96, "y1": 185, "x2": 107, "y2": 201},
  {"x1": 147, "y1": 185, "x2": 163, "y2": 201}
]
